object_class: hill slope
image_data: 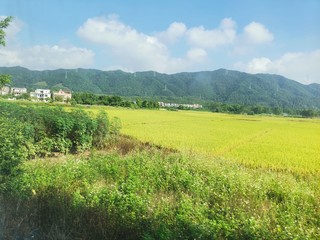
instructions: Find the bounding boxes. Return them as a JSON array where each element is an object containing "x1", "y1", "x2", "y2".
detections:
[{"x1": 1, "y1": 66, "x2": 319, "y2": 108}]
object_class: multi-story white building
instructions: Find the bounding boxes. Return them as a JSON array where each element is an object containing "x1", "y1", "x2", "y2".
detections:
[{"x1": 30, "y1": 89, "x2": 51, "y2": 100}]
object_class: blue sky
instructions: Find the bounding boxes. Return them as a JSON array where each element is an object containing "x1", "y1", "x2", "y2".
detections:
[{"x1": 0, "y1": 0, "x2": 319, "y2": 84}]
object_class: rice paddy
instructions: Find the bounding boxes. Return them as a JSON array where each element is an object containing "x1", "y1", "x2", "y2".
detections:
[{"x1": 89, "y1": 106, "x2": 320, "y2": 174}]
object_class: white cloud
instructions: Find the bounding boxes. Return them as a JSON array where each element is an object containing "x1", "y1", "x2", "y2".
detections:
[
  {"x1": 0, "y1": 45, "x2": 94, "y2": 70},
  {"x1": 187, "y1": 48, "x2": 207, "y2": 62},
  {"x1": 230, "y1": 22, "x2": 274, "y2": 56},
  {"x1": 156, "y1": 22, "x2": 187, "y2": 44},
  {"x1": 247, "y1": 57, "x2": 272, "y2": 72},
  {"x1": 235, "y1": 49, "x2": 320, "y2": 84},
  {"x1": 78, "y1": 16, "x2": 170, "y2": 71},
  {"x1": 0, "y1": 17, "x2": 94, "y2": 70},
  {"x1": 186, "y1": 18, "x2": 236, "y2": 49},
  {"x1": 77, "y1": 16, "x2": 280, "y2": 73},
  {"x1": 0, "y1": 48, "x2": 22, "y2": 65},
  {"x1": 243, "y1": 22, "x2": 273, "y2": 44},
  {"x1": 77, "y1": 16, "x2": 207, "y2": 73}
]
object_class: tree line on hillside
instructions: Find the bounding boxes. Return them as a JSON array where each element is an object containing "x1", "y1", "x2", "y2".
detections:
[
  {"x1": 73, "y1": 92, "x2": 319, "y2": 118},
  {"x1": 2, "y1": 66, "x2": 320, "y2": 110},
  {"x1": 72, "y1": 92, "x2": 159, "y2": 109},
  {"x1": 204, "y1": 101, "x2": 320, "y2": 118}
]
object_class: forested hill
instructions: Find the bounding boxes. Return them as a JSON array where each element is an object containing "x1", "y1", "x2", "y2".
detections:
[{"x1": 1, "y1": 66, "x2": 320, "y2": 108}]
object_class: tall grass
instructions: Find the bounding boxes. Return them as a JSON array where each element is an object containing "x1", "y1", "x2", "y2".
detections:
[{"x1": 3, "y1": 138, "x2": 319, "y2": 239}]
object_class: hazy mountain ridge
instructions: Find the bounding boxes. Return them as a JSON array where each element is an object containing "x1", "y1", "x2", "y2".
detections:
[{"x1": 1, "y1": 66, "x2": 319, "y2": 108}]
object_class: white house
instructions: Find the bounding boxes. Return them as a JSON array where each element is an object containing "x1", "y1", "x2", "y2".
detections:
[
  {"x1": 30, "y1": 89, "x2": 51, "y2": 100},
  {"x1": 11, "y1": 87, "x2": 27, "y2": 96}
]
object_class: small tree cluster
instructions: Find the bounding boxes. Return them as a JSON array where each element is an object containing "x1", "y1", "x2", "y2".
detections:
[{"x1": 73, "y1": 92, "x2": 159, "y2": 109}]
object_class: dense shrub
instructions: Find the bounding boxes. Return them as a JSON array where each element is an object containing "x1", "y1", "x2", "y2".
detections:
[
  {"x1": 0, "y1": 102, "x2": 117, "y2": 181},
  {"x1": 92, "y1": 111, "x2": 109, "y2": 149},
  {"x1": 0, "y1": 117, "x2": 28, "y2": 185}
]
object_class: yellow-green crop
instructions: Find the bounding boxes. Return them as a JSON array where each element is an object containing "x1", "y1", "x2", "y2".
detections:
[{"x1": 87, "y1": 106, "x2": 320, "y2": 174}]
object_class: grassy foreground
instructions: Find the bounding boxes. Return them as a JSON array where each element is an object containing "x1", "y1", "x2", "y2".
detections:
[{"x1": 3, "y1": 137, "x2": 320, "y2": 239}]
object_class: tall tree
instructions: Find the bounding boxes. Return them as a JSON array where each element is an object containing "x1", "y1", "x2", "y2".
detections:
[{"x1": 0, "y1": 16, "x2": 13, "y2": 88}]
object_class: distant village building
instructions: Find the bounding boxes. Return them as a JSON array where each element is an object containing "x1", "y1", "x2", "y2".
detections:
[
  {"x1": 11, "y1": 87, "x2": 27, "y2": 96},
  {"x1": 158, "y1": 102, "x2": 203, "y2": 109},
  {"x1": 0, "y1": 86, "x2": 10, "y2": 95},
  {"x1": 30, "y1": 89, "x2": 51, "y2": 101},
  {"x1": 52, "y1": 89, "x2": 72, "y2": 102}
]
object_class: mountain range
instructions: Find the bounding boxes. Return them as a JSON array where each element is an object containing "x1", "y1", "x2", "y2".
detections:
[{"x1": 1, "y1": 66, "x2": 319, "y2": 108}]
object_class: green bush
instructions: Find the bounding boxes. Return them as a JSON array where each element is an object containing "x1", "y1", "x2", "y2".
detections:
[
  {"x1": 0, "y1": 102, "x2": 117, "y2": 183},
  {"x1": 110, "y1": 116, "x2": 122, "y2": 136},
  {"x1": 0, "y1": 102, "x2": 116, "y2": 155},
  {"x1": 0, "y1": 117, "x2": 28, "y2": 188},
  {"x1": 93, "y1": 111, "x2": 110, "y2": 149}
]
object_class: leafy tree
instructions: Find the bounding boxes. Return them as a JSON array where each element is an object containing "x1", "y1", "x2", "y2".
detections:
[
  {"x1": 300, "y1": 109, "x2": 315, "y2": 118},
  {"x1": 54, "y1": 95, "x2": 64, "y2": 102},
  {"x1": 110, "y1": 117, "x2": 122, "y2": 136},
  {"x1": 93, "y1": 111, "x2": 109, "y2": 149},
  {"x1": 272, "y1": 106, "x2": 283, "y2": 115},
  {"x1": 136, "y1": 98, "x2": 142, "y2": 107},
  {"x1": 0, "y1": 74, "x2": 11, "y2": 88},
  {"x1": 0, "y1": 16, "x2": 13, "y2": 88},
  {"x1": 16, "y1": 92, "x2": 31, "y2": 100},
  {"x1": 0, "y1": 16, "x2": 12, "y2": 46},
  {"x1": 70, "y1": 98, "x2": 77, "y2": 106}
]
